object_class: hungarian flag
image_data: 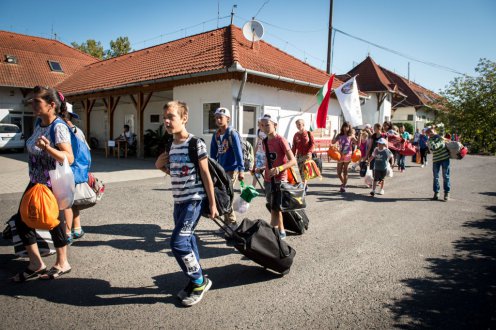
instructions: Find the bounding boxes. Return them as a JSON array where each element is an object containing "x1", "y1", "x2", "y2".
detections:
[{"x1": 316, "y1": 74, "x2": 335, "y2": 128}]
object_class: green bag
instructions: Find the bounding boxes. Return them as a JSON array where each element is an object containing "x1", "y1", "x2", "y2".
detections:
[{"x1": 239, "y1": 181, "x2": 259, "y2": 203}]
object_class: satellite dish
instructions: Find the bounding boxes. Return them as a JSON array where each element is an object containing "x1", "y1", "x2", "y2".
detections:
[{"x1": 243, "y1": 20, "x2": 265, "y2": 42}]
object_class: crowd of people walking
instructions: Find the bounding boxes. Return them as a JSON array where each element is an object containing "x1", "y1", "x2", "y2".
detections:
[{"x1": 6, "y1": 87, "x2": 459, "y2": 308}]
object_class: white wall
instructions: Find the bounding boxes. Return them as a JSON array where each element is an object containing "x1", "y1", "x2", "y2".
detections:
[
  {"x1": 360, "y1": 92, "x2": 392, "y2": 125},
  {"x1": 392, "y1": 106, "x2": 416, "y2": 122}
]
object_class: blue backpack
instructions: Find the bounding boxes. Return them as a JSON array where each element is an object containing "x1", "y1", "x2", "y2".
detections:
[{"x1": 36, "y1": 118, "x2": 91, "y2": 184}]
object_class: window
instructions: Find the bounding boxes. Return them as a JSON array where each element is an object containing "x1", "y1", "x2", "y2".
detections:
[
  {"x1": 48, "y1": 60, "x2": 63, "y2": 72},
  {"x1": 407, "y1": 114, "x2": 414, "y2": 121},
  {"x1": 242, "y1": 105, "x2": 257, "y2": 136},
  {"x1": 203, "y1": 102, "x2": 220, "y2": 133},
  {"x1": 150, "y1": 114, "x2": 160, "y2": 123},
  {"x1": 5, "y1": 55, "x2": 17, "y2": 64}
]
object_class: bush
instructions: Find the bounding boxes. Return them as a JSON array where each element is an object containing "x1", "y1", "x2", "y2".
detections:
[
  {"x1": 144, "y1": 125, "x2": 171, "y2": 158},
  {"x1": 393, "y1": 122, "x2": 414, "y2": 135}
]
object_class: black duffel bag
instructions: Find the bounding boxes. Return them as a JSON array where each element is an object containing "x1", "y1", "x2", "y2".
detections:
[{"x1": 232, "y1": 218, "x2": 296, "y2": 275}]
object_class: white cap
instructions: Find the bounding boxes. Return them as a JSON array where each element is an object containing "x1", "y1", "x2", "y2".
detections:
[
  {"x1": 214, "y1": 107, "x2": 231, "y2": 118},
  {"x1": 260, "y1": 114, "x2": 278, "y2": 125},
  {"x1": 66, "y1": 102, "x2": 79, "y2": 119},
  {"x1": 364, "y1": 123, "x2": 371, "y2": 129}
]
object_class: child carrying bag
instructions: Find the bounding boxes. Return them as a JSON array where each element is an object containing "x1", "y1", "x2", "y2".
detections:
[{"x1": 263, "y1": 138, "x2": 306, "y2": 212}]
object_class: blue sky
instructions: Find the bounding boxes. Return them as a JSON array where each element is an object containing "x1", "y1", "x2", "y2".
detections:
[{"x1": 1, "y1": 0, "x2": 495, "y2": 92}]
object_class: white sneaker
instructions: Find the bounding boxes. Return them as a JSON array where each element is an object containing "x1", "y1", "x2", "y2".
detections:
[
  {"x1": 421, "y1": 164, "x2": 425, "y2": 168},
  {"x1": 378, "y1": 189, "x2": 385, "y2": 195}
]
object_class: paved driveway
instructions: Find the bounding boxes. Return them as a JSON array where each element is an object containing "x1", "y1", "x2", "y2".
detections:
[{"x1": 0, "y1": 153, "x2": 495, "y2": 329}]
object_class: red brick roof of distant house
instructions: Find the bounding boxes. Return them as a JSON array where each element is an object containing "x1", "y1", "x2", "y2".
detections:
[
  {"x1": 57, "y1": 25, "x2": 344, "y2": 96},
  {"x1": 346, "y1": 56, "x2": 441, "y2": 108},
  {"x1": 0, "y1": 30, "x2": 98, "y2": 89}
]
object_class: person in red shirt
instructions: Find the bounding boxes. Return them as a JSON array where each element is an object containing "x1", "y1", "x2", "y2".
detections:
[
  {"x1": 256, "y1": 114, "x2": 297, "y2": 240},
  {"x1": 292, "y1": 119, "x2": 315, "y2": 189}
]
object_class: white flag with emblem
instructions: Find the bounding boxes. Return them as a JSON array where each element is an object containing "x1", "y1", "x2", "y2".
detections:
[{"x1": 335, "y1": 77, "x2": 363, "y2": 127}]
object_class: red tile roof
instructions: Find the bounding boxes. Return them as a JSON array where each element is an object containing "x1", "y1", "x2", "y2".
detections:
[
  {"x1": 348, "y1": 56, "x2": 441, "y2": 108},
  {"x1": 0, "y1": 30, "x2": 98, "y2": 89},
  {"x1": 57, "y1": 25, "x2": 340, "y2": 96}
]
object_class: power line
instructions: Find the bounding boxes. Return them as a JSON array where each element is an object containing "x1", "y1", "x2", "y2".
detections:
[
  {"x1": 333, "y1": 27, "x2": 466, "y2": 76},
  {"x1": 253, "y1": 0, "x2": 271, "y2": 19},
  {"x1": 131, "y1": 15, "x2": 230, "y2": 49}
]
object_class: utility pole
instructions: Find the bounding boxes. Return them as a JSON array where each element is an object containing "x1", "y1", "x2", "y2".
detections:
[
  {"x1": 230, "y1": 5, "x2": 237, "y2": 25},
  {"x1": 326, "y1": 0, "x2": 334, "y2": 74}
]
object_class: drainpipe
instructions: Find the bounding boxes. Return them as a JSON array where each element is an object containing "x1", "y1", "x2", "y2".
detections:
[{"x1": 235, "y1": 70, "x2": 248, "y2": 131}]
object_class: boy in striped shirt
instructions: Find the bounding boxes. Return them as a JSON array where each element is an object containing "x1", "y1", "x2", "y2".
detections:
[
  {"x1": 155, "y1": 101, "x2": 218, "y2": 306},
  {"x1": 426, "y1": 127, "x2": 451, "y2": 201}
]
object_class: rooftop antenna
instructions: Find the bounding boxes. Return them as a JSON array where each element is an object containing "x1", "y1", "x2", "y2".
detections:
[
  {"x1": 242, "y1": 19, "x2": 264, "y2": 49},
  {"x1": 231, "y1": 5, "x2": 237, "y2": 25}
]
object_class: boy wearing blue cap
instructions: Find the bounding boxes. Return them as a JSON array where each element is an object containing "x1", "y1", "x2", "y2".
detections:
[{"x1": 368, "y1": 138, "x2": 393, "y2": 196}]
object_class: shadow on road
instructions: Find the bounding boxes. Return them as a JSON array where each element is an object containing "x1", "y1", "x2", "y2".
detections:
[
  {"x1": 72, "y1": 224, "x2": 234, "y2": 259},
  {"x1": 387, "y1": 200, "x2": 496, "y2": 328},
  {"x1": 0, "y1": 263, "x2": 280, "y2": 307},
  {"x1": 311, "y1": 190, "x2": 432, "y2": 203}
]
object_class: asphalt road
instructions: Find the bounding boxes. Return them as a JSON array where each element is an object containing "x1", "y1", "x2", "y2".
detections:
[{"x1": 0, "y1": 155, "x2": 495, "y2": 329}]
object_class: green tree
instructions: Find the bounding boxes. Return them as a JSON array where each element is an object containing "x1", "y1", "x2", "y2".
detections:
[
  {"x1": 71, "y1": 39, "x2": 105, "y2": 59},
  {"x1": 437, "y1": 58, "x2": 496, "y2": 154},
  {"x1": 106, "y1": 36, "x2": 131, "y2": 58}
]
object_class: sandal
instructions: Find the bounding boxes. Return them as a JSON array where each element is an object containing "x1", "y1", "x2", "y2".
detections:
[
  {"x1": 39, "y1": 267, "x2": 71, "y2": 280},
  {"x1": 12, "y1": 267, "x2": 47, "y2": 283}
]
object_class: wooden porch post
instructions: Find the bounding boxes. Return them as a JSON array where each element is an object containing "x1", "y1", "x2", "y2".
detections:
[
  {"x1": 130, "y1": 92, "x2": 153, "y2": 158},
  {"x1": 103, "y1": 96, "x2": 120, "y2": 140},
  {"x1": 81, "y1": 99, "x2": 96, "y2": 141}
]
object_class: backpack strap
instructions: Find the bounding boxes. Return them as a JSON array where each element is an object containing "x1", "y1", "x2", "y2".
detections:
[
  {"x1": 188, "y1": 136, "x2": 201, "y2": 184},
  {"x1": 263, "y1": 137, "x2": 277, "y2": 190}
]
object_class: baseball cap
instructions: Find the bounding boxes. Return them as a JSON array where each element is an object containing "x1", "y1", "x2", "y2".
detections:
[
  {"x1": 364, "y1": 123, "x2": 372, "y2": 129},
  {"x1": 377, "y1": 138, "x2": 387, "y2": 145},
  {"x1": 65, "y1": 102, "x2": 79, "y2": 119},
  {"x1": 214, "y1": 107, "x2": 231, "y2": 118},
  {"x1": 260, "y1": 114, "x2": 278, "y2": 125}
]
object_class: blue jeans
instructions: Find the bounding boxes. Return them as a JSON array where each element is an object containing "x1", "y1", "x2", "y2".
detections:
[
  {"x1": 432, "y1": 159, "x2": 450, "y2": 193},
  {"x1": 398, "y1": 154, "x2": 406, "y2": 170},
  {"x1": 171, "y1": 200, "x2": 204, "y2": 281}
]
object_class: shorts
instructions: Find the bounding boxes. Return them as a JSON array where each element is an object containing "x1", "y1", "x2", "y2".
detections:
[
  {"x1": 339, "y1": 153, "x2": 352, "y2": 163},
  {"x1": 373, "y1": 169, "x2": 387, "y2": 182},
  {"x1": 264, "y1": 181, "x2": 282, "y2": 211}
]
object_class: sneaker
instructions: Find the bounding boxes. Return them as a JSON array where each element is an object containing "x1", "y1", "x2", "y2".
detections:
[
  {"x1": 400, "y1": 169, "x2": 404, "y2": 173},
  {"x1": 72, "y1": 229, "x2": 85, "y2": 239},
  {"x1": 339, "y1": 185, "x2": 345, "y2": 193},
  {"x1": 444, "y1": 192, "x2": 450, "y2": 201},
  {"x1": 421, "y1": 164, "x2": 425, "y2": 168},
  {"x1": 66, "y1": 234, "x2": 73, "y2": 246},
  {"x1": 177, "y1": 280, "x2": 194, "y2": 300},
  {"x1": 432, "y1": 192, "x2": 439, "y2": 200},
  {"x1": 181, "y1": 277, "x2": 212, "y2": 307},
  {"x1": 378, "y1": 189, "x2": 385, "y2": 195},
  {"x1": 279, "y1": 231, "x2": 287, "y2": 240},
  {"x1": 370, "y1": 190, "x2": 376, "y2": 197}
]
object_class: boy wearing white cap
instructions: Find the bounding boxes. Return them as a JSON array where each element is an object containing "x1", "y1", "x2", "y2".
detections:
[
  {"x1": 368, "y1": 138, "x2": 393, "y2": 196},
  {"x1": 210, "y1": 107, "x2": 244, "y2": 229}
]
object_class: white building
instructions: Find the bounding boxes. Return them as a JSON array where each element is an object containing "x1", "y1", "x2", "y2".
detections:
[{"x1": 57, "y1": 25, "x2": 347, "y2": 157}]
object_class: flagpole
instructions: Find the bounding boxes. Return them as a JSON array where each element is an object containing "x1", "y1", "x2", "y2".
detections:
[{"x1": 326, "y1": 0, "x2": 334, "y2": 74}]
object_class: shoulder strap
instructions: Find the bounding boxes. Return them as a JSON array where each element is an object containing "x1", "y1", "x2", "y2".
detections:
[
  {"x1": 227, "y1": 127, "x2": 236, "y2": 149},
  {"x1": 49, "y1": 118, "x2": 67, "y2": 147},
  {"x1": 263, "y1": 137, "x2": 276, "y2": 187},
  {"x1": 188, "y1": 136, "x2": 201, "y2": 184}
]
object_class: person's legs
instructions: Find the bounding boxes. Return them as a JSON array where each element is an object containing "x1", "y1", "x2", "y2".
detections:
[
  {"x1": 40, "y1": 211, "x2": 71, "y2": 279},
  {"x1": 398, "y1": 155, "x2": 405, "y2": 171},
  {"x1": 63, "y1": 208, "x2": 73, "y2": 243},
  {"x1": 170, "y1": 201, "x2": 203, "y2": 282},
  {"x1": 342, "y1": 162, "x2": 350, "y2": 186},
  {"x1": 432, "y1": 161, "x2": 441, "y2": 199},
  {"x1": 336, "y1": 162, "x2": 344, "y2": 184},
  {"x1": 71, "y1": 207, "x2": 84, "y2": 238},
  {"x1": 442, "y1": 158, "x2": 451, "y2": 195},
  {"x1": 223, "y1": 172, "x2": 237, "y2": 226}
]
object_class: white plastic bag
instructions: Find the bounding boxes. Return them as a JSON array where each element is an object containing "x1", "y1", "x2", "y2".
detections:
[
  {"x1": 49, "y1": 155, "x2": 75, "y2": 210},
  {"x1": 364, "y1": 167, "x2": 374, "y2": 186},
  {"x1": 386, "y1": 163, "x2": 394, "y2": 177},
  {"x1": 234, "y1": 197, "x2": 250, "y2": 214}
]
